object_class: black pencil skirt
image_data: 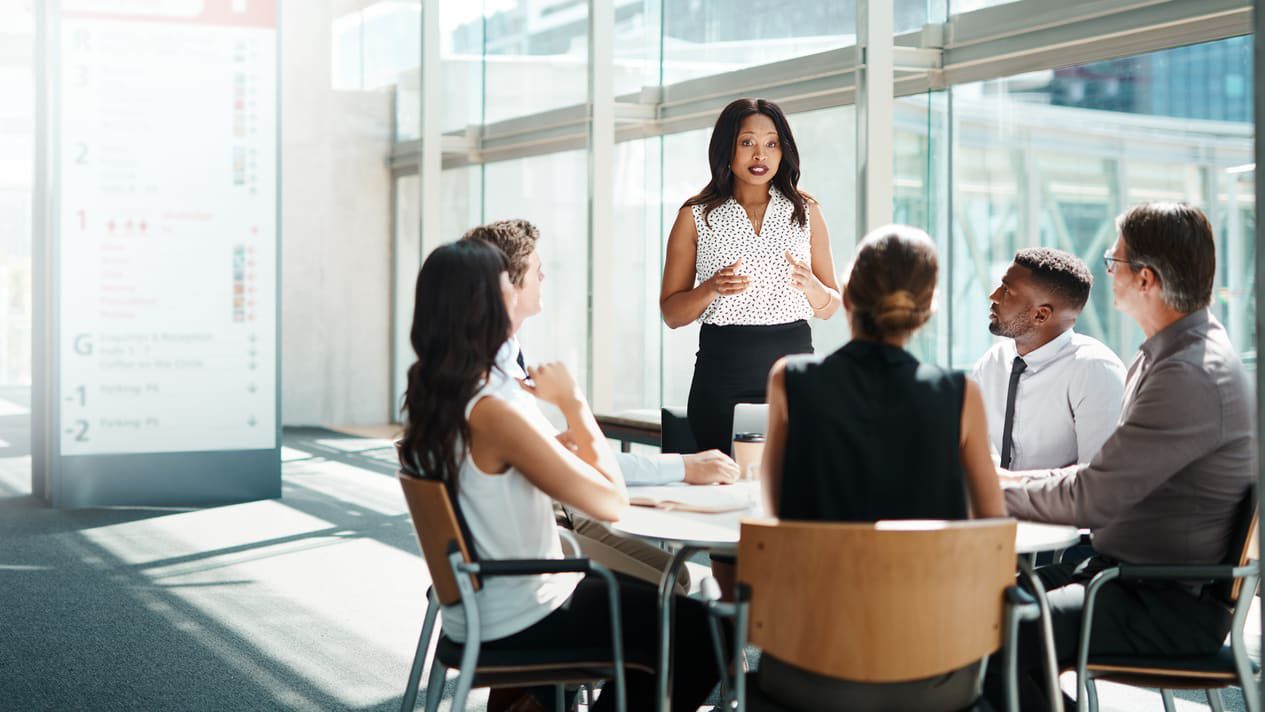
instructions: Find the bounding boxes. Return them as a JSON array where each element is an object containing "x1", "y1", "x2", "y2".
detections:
[{"x1": 686, "y1": 320, "x2": 813, "y2": 455}]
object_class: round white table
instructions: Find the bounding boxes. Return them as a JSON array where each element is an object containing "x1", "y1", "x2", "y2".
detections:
[
  {"x1": 611, "y1": 488, "x2": 1081, "y2": 712},
  {"x1": 612, "y1": 495, "x2": 1080, "y2": 554}
]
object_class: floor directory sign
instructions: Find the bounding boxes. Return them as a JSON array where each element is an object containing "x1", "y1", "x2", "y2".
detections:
[{"x1": 35, "y1": 0, "x2": 280, "y2": 506}]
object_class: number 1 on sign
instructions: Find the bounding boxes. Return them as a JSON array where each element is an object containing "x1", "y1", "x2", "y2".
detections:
[{"x1": 77, "y1": 209, "x2": 86, "y2": 231}]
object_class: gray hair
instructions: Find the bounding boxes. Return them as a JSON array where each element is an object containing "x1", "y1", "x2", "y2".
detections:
[{"x1": 1115, "y1": 202, "x2": 1215, "y2": 313}]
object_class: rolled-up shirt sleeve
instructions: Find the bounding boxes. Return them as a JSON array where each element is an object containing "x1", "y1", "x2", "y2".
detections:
[{"x1": 1004, "y1": 360, "x2": 1220, "y2": 528}]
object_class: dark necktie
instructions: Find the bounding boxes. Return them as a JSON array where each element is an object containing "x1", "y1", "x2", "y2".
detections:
[
  {"x1": 1000, "y1": 356, "x2": 1028, "y2": 469},
  {"x1": 515, "y1": 349, "x2": 526, "y2": 373}
]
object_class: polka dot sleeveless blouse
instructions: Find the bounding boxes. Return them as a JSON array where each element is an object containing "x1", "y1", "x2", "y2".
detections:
[{"x1": 694, "y1": 187, "x2": 814, "y2": 326}]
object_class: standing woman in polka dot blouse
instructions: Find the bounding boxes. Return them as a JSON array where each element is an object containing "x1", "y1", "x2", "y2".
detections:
[{"x1": 661, "y1": 98, "x2": 842, "y2": 454}]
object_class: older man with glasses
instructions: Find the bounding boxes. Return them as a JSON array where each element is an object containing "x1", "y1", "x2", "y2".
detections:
[{"x1": 985, "y1": 202, "x2": 1256, "y2": 710}]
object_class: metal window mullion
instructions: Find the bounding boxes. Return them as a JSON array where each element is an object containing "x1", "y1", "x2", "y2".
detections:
[
  {"x1": 944, "y1": 0, "x2": 1251, "y2": 86},
  {"x1": 857, "y1": 0, "x2": 895, "y2": 235},
  {"x1": 947, "y1": 0, "x2": 1243, "y2": 50},
  {"x1": 587, "y1": 0, "x2": 614, "y2": 410},
  {"x1": 419, "y1": 0, "x2": 440, "y2": 254},
  {"x1": 388, "y1": 0, "x2": 1251, "y2": 172}
]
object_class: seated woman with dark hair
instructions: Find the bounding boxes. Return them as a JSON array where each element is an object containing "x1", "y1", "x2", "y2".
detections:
[
  {"x1": 757, "y1": 224, "x2": 1006, "y2": 711},
  {"x1": 399, "y1": 238, "x2": 721, "y2": 712}
]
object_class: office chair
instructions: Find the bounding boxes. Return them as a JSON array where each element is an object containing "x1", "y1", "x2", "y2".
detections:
[
  {"x1": 397, "y1": 470, "x2": 632, "y2": 712},
  {"x1": 1070, "y1": 489, "x2": 1260, "y2": 712},
  {"x1": 706, "y1": 518, "x2": 1040, "y2": 711}
]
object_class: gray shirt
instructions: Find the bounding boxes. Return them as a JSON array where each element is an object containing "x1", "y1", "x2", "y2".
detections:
[{"x1": 1004, "y1": 309, "x2": 1254, "y2": 565}]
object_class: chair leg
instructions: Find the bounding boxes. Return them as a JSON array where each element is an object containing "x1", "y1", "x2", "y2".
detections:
[
  {"x1": 555, "y1": 683, "x2": 565, "y2": 712},
  {"x1": 1160, "y1": 689, "x2": 1177, "y2": 712},
  {"x1": 1207, "y1": 688, "x2": 1225, "y2": 712},
  {"x1": 1236, "y1": 639, "x2": 1261, "y2": 712},
  {"x1": 451, "y1": 662, "x2": 476, "y2": 711},
  {"x1": 423, "y1": 661, "x2": 446, "y2": 712},
  {"x1": 402, "y1": 597, "x2": 440, "y2": 712},
  {"x1": 400, "y1": 636, "x2": 425, "y2": 712},
  {"x1": 1086, "y1": 677, "x2": 1099, "y2": 712}
]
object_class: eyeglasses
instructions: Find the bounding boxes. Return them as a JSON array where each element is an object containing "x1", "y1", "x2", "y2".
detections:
[{"x1": 1102, "y1": 249, "x2": 1140, "y2": 274}]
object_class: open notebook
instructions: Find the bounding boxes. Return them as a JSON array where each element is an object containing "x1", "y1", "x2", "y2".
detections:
[{"x1": 627, "y1": 483, "x2": 755, "y2": 514}]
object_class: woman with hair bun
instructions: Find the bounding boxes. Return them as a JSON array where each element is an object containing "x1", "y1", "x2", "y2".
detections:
[
  {"x1": 753, "y1": 225, "x2": 1005, "y2": 709},
  {"x1": 761, "y1": 224, "x2": 1005, "y2": 521}
]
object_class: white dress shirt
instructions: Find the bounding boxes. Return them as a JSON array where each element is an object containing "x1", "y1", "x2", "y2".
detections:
[
  {"x1": 971, "y1": 329, "x2": 1126, "y2": 470},
  {"x1": 494, "y1": 338, "x2": 685, "y2": 485}
]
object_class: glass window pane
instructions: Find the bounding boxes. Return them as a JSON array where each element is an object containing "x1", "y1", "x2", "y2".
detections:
[
  {"x1": 332, "y1": 1, "x2": 423, "y2": 138},
  {"x1": 392, "y1": 167, "x2": 481, "y2": 416},
  {"x1": 662, "y1": 0, "x2": 851, "y2": 84},
  {"x1": 660, "y1": 127, "x2": 711, "y2": 409},
  {"x1": 481, "y1": 0, "x2": 589, "y2": 125},
  {"x1": 440, "y1": 165, "x2": 482, "y2": 248},
  {"x1": 614, "y1": 0, "x2": 661, "y2": 97},
  {"x1": 483, "y1": 151, "x2": 589, "y2": 384},
  {"x1": 435, "y1": 1, "x2": 487, "y2": 134},
  {"x1": 783, "y1": 105, "x2": 858, "y2": 357},
  {"x1": 895, "y1": 92, "x2": 949, "y2": 365},
  {"x1": 949, "y1": 37, "x2": 1255, "y2": 371},
  {"x1": 951, "y1": 0, "x2": 1019, "y2": 12},
  {"x1": 608, "y1": 137, "x2": 661, "y2": 412},
  {"x1": 662, "y1": 0, "x2": 935, "y2": 85}
]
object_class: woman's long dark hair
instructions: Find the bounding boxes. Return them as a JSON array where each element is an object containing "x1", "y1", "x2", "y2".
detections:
[
  {"x1": 685, "y1": 97, "x2": 809, "y2": 228},
  {"x1": 399, "y1": 240, "x2": 511, "y2": 489}
]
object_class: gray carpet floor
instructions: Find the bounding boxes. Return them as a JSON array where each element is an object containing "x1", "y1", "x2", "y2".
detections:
[{"x1": 0, "y1": 404, "x2": 1256, "y2": 710}]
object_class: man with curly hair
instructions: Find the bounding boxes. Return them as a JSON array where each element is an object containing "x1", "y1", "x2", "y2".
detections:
[{"x1": 972, "y1": 247, "x2": 1125, "y2": 470}]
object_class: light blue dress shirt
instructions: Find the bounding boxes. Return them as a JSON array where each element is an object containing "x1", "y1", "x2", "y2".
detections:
[{"x1": 494, "y1": 338, "x2": 684, "y2": 486}]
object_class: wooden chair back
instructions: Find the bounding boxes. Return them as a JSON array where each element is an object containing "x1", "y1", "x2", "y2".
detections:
[
  {"x1": 398, "y1": 471, "x2": 479, "y2": 606},
  {"x1": 1226, "y1": 486, "x2": 1258, "y2": 603},
  {"x1": 738, "y1": 517, "x2": 1016, "y2": 683}
]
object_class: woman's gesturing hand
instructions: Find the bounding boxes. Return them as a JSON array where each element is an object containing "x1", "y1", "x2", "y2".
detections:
[
  {"x1": 704, "y1": 258, "x2": 751, "y2": 296},
  {"x1": 785, "y1": 251, "x2": 828, "y2": 307},
  {"x1": 519, "y1": 362, "x2": 584, "y2": 410}
]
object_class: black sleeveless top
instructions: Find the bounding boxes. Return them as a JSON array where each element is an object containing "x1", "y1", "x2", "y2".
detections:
[{"x1": 778, "y1": 340, "x2": 968, "y2": 522}]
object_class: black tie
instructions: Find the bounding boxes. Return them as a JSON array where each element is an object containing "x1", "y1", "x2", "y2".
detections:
[
  {"x1": 516, "y1": 349, "x2": 526, "y2": 372},
  {"x1": 1000, "y1": 356, "x2": 1027, "y2": 469}
]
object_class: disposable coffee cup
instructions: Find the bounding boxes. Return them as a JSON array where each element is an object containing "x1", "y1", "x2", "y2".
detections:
[{"x1": 732, "y1": 432, "x2": 766, "y2": 482}]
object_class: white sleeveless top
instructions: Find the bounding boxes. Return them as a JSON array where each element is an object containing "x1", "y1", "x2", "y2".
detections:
[
  {"x1": 693, "y1": 186, "x2": 814, "y2": 326},
  {"x1": 439, "y1": 381, "x2": 582, "y2": 643}
]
